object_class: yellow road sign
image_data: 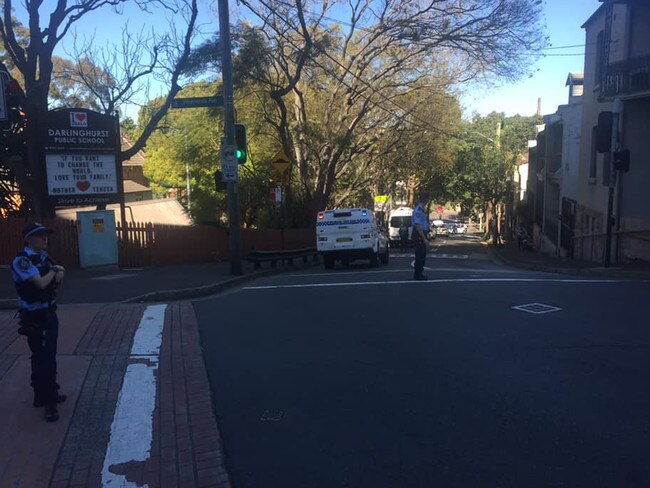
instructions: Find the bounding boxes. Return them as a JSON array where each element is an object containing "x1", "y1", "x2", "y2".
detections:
[{"x1": 271, "y1": 150, "x2": 291, "y2": 174}]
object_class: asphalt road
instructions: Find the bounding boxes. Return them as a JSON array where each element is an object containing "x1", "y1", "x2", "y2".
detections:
[{"x1": 194, "y1": 233, "x2": 650, "y2": 488}]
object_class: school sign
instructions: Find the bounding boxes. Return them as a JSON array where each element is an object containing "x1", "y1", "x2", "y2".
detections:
[{"x1": 43, "y1": 109, "x2": 122, "y2": 207}]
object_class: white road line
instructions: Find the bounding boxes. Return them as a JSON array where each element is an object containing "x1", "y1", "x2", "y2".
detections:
[
  {"x1": 289, "y1": 268, "x2": 524, "y2": 278},
  {"x1": 244, "y1": 278, "x2": 647, "y2": 291},
  {"x1": 102, "y1": 304, "x2": 167, "y2": 488}
]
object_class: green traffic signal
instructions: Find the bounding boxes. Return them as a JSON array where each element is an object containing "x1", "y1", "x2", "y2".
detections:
[{"x1": 235, "y1": 124, "x2": 247, "y2": 165}]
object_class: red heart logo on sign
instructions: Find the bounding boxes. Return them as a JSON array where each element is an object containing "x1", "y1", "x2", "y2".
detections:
[
  {"x1": 75, "y1": 113, "x2": 87, "y2": 122},
  {"x1": 76, "y1": 181, "x2": 91, "y2": 192}
]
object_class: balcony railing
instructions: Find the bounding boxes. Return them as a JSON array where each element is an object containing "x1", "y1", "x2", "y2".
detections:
[{"x1": 601, "y1": 54, "x2": 650, "y2": 99}]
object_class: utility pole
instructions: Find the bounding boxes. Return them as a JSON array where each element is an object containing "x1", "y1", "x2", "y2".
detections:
[{"x1": 217, "y1": 0, "x2": 242, "y2": 275}]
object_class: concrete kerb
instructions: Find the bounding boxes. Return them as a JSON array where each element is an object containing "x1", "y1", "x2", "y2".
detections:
[
  {"x1": 486, "y1": 244, "x2": 650, "y2": 279},
  {"x1": 121, "y1": 261, "x2": 319, "y2": 304},
  {"x1": 0, "y1": 261, "x2": 320, "y2": 310}
]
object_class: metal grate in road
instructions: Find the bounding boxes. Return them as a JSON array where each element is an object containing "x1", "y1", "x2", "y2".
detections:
[
  {"x1": 260, "y1": 410, "x2": 284, "y2": 422},
  {"x1": 512, "y1": 303, "x2": 563, "y2": 314}
]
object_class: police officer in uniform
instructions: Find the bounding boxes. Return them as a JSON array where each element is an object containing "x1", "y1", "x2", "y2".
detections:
[
  {"x1": 411, "y1": 194, "x2": 430, "y2": 280},
  {"x1": 11, "y1": 223, "x2": 66, "y2": 422}
]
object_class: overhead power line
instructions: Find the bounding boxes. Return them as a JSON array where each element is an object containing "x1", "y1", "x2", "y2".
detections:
[
  {"x1": 267, "y1": 0, "x2": 593, "y2": 55},
  {"x1": 251, "y1": 0, "x2": 468, "y2": 139}
]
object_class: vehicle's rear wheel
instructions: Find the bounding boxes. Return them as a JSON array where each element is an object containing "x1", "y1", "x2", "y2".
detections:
[
  {"x1": 370, "y1": 250, "x2": 380, "y2": 267},
  {"x1": 324, "y1": 255, "x2": 335, "y2": 270},
  {"x1": 380, "y1": 247, "x2": 389, "y2": 264}
]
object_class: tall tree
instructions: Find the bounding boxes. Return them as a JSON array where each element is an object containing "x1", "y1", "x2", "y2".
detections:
[
  {"x1": 140, "y1": 81, "x2": 281, "y2": 226},
  {"x1": 0, "y1": 0, "x2": 199, "y2": 217},
  {"x1": 448, "y1": 112, "x2": 542, "y2": 243},
  {"x1": 221, "y1": 0, "x2": 546, "y2": 215}
]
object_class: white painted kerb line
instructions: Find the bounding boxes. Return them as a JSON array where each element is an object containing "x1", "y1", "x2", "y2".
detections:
[{"x1": 102, "y1": 304, "x2": 167, "y2": 488}]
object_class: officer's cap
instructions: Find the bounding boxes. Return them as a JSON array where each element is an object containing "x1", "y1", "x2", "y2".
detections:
[{"x1": 23, "y1": 223, "x2": 54, "y2": 241}]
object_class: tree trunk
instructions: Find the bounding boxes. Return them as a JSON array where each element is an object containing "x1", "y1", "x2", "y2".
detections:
[
  {"x1": 492, "y1": 200, "x2": 500, "y2": 246},
  {"x1": 25, "y1": 96, "x2": 53, "y2": 219}
]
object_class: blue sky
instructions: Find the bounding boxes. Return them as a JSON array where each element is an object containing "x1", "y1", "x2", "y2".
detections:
[
  {"x1": 19, "y1": 0, "x2": 602, "y2": 121},
  {"x1": 460, "y1": 0, "x2": 601, "y2": 118}
]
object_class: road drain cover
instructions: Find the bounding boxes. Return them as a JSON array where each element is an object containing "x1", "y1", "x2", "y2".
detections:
[
  {"x1": 512, "y1": 303, "x2": 562, "y2": 314},
  {"x1": 260, "y1": 410, "x2": 284, "y2": 422}
]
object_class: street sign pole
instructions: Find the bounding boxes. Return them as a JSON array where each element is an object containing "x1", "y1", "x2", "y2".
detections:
[{"x1": 217, "y1": 0, "x2": 242, "y2": 275}]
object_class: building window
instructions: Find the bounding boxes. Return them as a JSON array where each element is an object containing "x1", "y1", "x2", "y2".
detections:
[{"x1": 589, "y1": 126, "x2": 598, "y2": 181}]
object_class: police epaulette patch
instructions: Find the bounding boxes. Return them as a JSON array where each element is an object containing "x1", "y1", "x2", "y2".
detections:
[{"x1": 17, "y1": 257, "x2": 31, "y2": 270}]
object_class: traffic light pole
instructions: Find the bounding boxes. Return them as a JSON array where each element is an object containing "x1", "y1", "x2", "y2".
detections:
[
  {"x1": 604, "y1": 99, "x2": 621, "y2": 268},
  {"x1": 217, "y1": 0, "x2": 242, "y2": 275}
]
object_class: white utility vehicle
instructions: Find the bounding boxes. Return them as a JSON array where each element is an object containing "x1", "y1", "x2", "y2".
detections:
[
  {"x1": 387, "y1": 206, "x2": 413, "y2": 247},
  {"x1": 316, "y1": 208, "x2": 389, "y2": 269}
]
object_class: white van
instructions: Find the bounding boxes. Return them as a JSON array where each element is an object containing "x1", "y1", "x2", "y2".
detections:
[
  {"x1": 316, "y1": 208, "x2": 389, "y2": 269},
  {"x1": 388, "y1": 206, "x2": 413, "y2": 247}
]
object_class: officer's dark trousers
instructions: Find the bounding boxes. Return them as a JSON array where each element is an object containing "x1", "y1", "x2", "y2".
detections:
[
  {"x1": 413, "y1": 235, "x2": 427, "y2": 278},
  {"x1": 25, "y1": 310, "x2": 59, "y2": 404}
]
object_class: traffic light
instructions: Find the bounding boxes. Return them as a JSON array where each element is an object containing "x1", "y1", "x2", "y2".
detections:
[
  {"x1": 1, "y1": 73, "x2": 26, "y2": 127},
  {"x1": 234, "y1": 123, "x2": 247, "y2": 165},
  {"x1": 6, "y1": 78, "x2": 24, "y2": 109}
]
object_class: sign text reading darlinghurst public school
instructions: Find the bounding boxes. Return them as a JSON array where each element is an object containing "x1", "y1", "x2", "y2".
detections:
[{"x1": 47, "y1": 128, "x2": 110, "y2": 145}]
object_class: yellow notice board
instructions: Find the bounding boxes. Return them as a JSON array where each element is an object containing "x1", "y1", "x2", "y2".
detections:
[{"x1": 92, "y1": 218, "x2": 105, "y2": 233}]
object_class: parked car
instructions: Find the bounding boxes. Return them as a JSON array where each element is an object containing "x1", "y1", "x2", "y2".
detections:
[
  {"x1": 316, "y1": 208, "x2": 389, "y2": 269},
  {"x1": 388, "y1": 207, "x2": 413, "y2": 247},
  {"x1": 431, "y1": 219, "x2": 446, "y2": 235},
  {"x1": 453, "y1": 219, "x2": 468, "y2": 234},
  {"x1": 443, "y1": 219, "x2": 457, "y2": 234}
]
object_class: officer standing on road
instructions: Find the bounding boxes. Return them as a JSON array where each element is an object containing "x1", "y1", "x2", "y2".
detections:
[
  {"x1": 412, "y1": 194, "x2": 430, "y2": 281},
  {"x1": 11, "y1": 223, "x2": 66, "y2": 422}
]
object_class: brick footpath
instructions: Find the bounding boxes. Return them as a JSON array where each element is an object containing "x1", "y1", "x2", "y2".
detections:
[
  {"x1": 0, "y1": 301, "x2": 231, "y2": 488},
  {"x1": 49, "y1": 305, "x2": 144, "y2": 488},
  {"x1": 0, "y1": 310, "x2": 20, "y2": 391}
]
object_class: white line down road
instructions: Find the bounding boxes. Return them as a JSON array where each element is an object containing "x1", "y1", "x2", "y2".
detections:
[
  {"x1": 101, "y1": 304, "x2": 167, "y2": 488},
  {"x1": 244, "y1": 278, "x2": 647, "y2": 290}
]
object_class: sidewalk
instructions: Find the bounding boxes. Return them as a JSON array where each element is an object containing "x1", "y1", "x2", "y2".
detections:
[
  {"x1": 0, "y1": 301, "x2": 231, "y2": 488},
  {"x1": 0, "y1": 258, "x2": 319, "y2": 487},
  {"x1": 0, "y1": 259, "x2": 311, "y2": 309},
  {"x1": 488, "y1": 241, "x2": 650, "y2": 278}
]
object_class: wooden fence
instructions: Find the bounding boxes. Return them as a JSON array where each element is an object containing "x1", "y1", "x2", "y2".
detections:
[
  {"x1": 0, "y1": 218, "x2": 80, "y2": 267},
  {"x1": 1, "y1": 217, "x2": 315, "y2": 268}
]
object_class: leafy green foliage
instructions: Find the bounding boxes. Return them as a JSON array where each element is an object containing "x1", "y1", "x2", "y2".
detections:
[{"x1": 446, "y1": 112, "x2": 541, "y2": 229}]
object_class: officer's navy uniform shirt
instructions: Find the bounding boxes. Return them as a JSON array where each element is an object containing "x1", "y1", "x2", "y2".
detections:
[
  {"x1": 412, "y1": 204, "x2": 430, "y2": 232},
  {"x1": 11, "y1": 247, "x2": 56, "y2": 312}
]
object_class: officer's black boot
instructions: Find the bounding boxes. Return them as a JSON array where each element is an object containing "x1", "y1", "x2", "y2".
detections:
[
  {"x1": 34, "y1": 393, "x2": 67, "y2": 408},
  {"x1": 44, "y1": 403, "x2": 59, "y2": 422}
]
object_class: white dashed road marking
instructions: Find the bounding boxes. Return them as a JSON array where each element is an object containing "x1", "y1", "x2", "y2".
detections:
[{"x1": 102, "y1": 304, "x2": 167, "y2": 488}]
